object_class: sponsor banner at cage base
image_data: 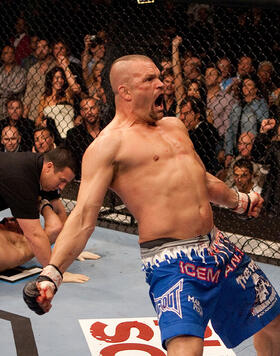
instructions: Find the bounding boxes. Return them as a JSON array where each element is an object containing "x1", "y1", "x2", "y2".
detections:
[{"x1": 79, "y1": 317, "x2": 236, "y2": 355}]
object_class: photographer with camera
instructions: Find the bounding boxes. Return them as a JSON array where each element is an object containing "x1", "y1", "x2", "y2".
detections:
[
  {"x1": 81, "y1": 33, "x2": 106, "y2": 74},
  {"x1": 81, "y1": 33, "x2": 106, "y2": 103}
]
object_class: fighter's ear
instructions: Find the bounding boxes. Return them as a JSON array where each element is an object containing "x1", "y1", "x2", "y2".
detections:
[{"x1": 118, "y1": 85, "x2": 132, "y2": 101}]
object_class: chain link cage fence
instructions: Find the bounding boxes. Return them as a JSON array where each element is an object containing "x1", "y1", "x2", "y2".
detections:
[{"x1": 0, "y1": 0, "x2": 280, "y2": 264}]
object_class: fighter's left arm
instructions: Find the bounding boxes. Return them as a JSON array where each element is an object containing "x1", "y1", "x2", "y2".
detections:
[{"x1": 206, "y1": 172, "x2": 263, "y2": 218}]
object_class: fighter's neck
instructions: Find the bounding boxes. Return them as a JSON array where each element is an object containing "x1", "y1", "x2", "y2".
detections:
[{"x1": 114, "y1": 110, "x2": 158, "y2": 127}]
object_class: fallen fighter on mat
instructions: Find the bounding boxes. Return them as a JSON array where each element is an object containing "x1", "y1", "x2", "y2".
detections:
[{"x1": 0, "y1": 216, "x2": 100, "y2": 283}]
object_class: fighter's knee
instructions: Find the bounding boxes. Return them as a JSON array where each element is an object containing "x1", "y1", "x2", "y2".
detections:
[
  {"x1": 167, "y1": 335, "x2": 203, "y2": 356},
  {"x1": 55, "y1": 221, "x2": 63, "y2": 235},
  {"x1": 265, "y1": 314, "x2": 280, "y2": 332},
  {"x1": 258, "y1": 314, "x2": 280, "y2": 337},
  {"x1": 45, "y1": 222, "x2": 63, "y2": 242}
]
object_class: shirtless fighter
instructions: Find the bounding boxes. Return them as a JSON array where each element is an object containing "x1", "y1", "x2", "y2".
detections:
[{"x1": 23, "y1": 55, "x2": 280, "y2": 356}]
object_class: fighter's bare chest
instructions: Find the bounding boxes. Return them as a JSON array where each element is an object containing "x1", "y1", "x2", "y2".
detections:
[{"x1": 118, "y1": 128, "x2": 193, "y2": 167}]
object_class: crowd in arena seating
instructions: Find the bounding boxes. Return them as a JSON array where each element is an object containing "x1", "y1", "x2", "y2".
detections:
[
  {"x1": 0, "y1": 5, "x2": 280, "y2": 219},
  {"x1": 0, "y1": 19, "x2": 107, "y2": 183}
]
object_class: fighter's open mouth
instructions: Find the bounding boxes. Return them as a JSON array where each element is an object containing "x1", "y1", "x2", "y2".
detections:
[{"x1": 154, "y1": 94, "x2": 163, "y2": 107}]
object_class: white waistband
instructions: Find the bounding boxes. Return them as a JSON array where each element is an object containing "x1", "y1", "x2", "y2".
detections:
[{"x1": 141, "y1": 227, "x2": 217, "y2": 267}]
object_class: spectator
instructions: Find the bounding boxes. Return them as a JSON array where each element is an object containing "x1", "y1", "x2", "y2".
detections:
[
  {"x1": 172, "y1": 36, "x2": 205, "y2": 113},
  {"x1": 228, "y1": 55, "x2": 256, "y2": 100},
  {"x1": 23, "y1": 39, "x2": 56, "y2": 121},
  {"x1": 0, "y1": 45, "x2": 26, "y2": 119},
  {"x1": 216, "y1": 57, "x2": 236, "y2": 92},
  {"x1": 236, "y1": 55, "x2": 255, "y2": 80},
  {"x1": 232, "y1": 158, "x2": 262, "y2": 194},
  {"x1": 21, "y1": 35, "x2": 39, "y2": 71},
  {"x1": 32, "y1": 127, "x2": 56, "y2": 153},
  {"x1": 52, "y1": 39, "x2": 81, "y2": 66},
  {"x1": 52, "y1": 39, "x2": 86, "y2": 114},
  {"x1": 225, "y1": 76, "x2": 269, "y2": 162},
  {"x1": 237, "y1": 131, "x2": 255, "y2": 158},
  {"x1": 95, "y1": 29, "x2": 108, "y2": 45},
  {"x1": 179, "y1": 96, "x2": 222, "y2": 175},
  {"x1": 10, "y1": 17, "x2": 32, "y2": 65},
  {"x1": 83, "y1": 59, "x2": 106, "y2": 103},
  {"x1": 172, "y1": 36, "x2": 203, "y2": 91},
  {"x1": 185, "y1": 78, "x2": 207, "y2": 105},
  {"x1": 251, "y1": 118, "x2": 280, "y2": 216},
  {"x1": 220, "y1": 132, "x2": 265, "y2": 190},
  {"x1": 268, "y1": 87, "x2": 280, "y2": 109},
  {"x1": 66, "y1": 97, "x2": 103, "y2": 178},
  {"x1": 205, "y1": 65, "x2": 238, "y2": 161},
  {"x1": 36, "y1": 66, "x2": 80, "y2": 138},
  {"x1": 81, "y1": 34, "x2": 105, "y2": 78},
  {"x1": 162, "y1": 69, "x2": 177, "y2": 116},
  {"x1": 183, "y1": 56, "x2": 203, "y2": 82},
  {"x1": 1, "y1": 125, "x2": 22, "y2": 152},
  {"x1": 81, "y1": 35, "x2": 106, "y2": 102},
  {"x1": 256, "y1": 61, "x2": 277, "y2": 104},
  {"x1": 159, "y1": 56, "x2": 172, "y2": 75},
  {"x1": 0, "y1": 97, "x2": 34, "y2": 151}
]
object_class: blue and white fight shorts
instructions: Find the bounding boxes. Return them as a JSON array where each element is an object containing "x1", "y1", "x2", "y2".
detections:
[{"x1": 140, "y1": 227, "x2": 280, "y2": 350}]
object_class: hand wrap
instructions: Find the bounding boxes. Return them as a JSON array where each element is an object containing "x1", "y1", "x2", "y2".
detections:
[
  {"x1": 231, "y1": 191, "x2": 260, "y2": 217},
  {"x1": 23, "y1": 264, "x2": 63, "y2": 315}
]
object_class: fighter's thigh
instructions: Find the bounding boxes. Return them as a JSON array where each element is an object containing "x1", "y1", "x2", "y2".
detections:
[
  {"x1": 211, "y1": 257, "x2": 280, "y2": 349},
  {"x1": 150, "y1": 270, "x2": 220, "y2": 348}
]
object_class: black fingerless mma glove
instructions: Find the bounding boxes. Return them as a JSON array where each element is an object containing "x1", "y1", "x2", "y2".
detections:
[{"x1": 23, "y1": 264, "x2": 63, "y2": 315}]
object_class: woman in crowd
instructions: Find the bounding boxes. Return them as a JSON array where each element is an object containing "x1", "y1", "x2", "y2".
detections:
[
  {"x1": 185, "y1": 78, "x2": 207, "y2": 109},
  {"x1": 161, "y1": 68, "x2": 177, "y2": 116},
  {"x1": 84, "y1": 60, "x2": 106, "y2": 103},
  {"x1": 36, "y1": 65, "x2": 81, "y2": 138},
  {"x1": 81, "y1": 35, "x2": 106, "y2": 103}
]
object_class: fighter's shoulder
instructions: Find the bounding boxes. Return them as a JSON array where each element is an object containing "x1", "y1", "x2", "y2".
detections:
[
  {"x1": 160, "y1": 116, "x2": 186, "y2": 130},
  {"x1": 84, "y1": 125, "x2": 123, "y2": 161}
]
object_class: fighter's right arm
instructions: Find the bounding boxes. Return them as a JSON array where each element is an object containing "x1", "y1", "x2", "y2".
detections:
[
  {"x1": 23, "y1": 133, "x2": 119, "y2": 314},
  {"x1": 49, "y1": 137, "x2": 116, "y2": 273}
]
